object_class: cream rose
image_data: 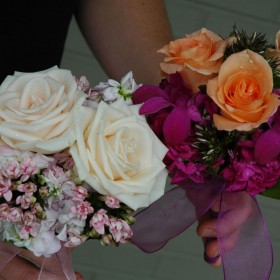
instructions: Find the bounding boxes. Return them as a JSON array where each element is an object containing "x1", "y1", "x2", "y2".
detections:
[
  {"x1": 70, "y1": 99, "x2": 168, "y2": 210},
  {"x1": 0, "y1": 67, "x2": 87, "y2": 153}
]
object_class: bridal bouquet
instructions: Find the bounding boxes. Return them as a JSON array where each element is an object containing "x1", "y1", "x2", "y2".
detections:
[
  {"x1": 0, "y1": 68, "x2": 168, "y2": 278},
  {"x1": 131, "y1": 27, "x2": 280, "y2": 280}
]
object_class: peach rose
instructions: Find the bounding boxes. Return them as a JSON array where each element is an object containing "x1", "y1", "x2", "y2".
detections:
[
  {"x1": 158, "y1": 28, "x2": 227, "y2": 92},
  {"x1": 0, "y1": 67, "x2": 87, "y2": 153},
  {"x1": 207, "y1": 49, "x2": 280, "y2": 131}
]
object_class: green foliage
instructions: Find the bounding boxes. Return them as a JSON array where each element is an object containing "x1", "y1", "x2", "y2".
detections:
[
  {"x1": 225, "y1": 25, "x2": 272, "y2": 59},
  {"x1": 261, "y1": 179, "x2": 280, "y2": 200}
]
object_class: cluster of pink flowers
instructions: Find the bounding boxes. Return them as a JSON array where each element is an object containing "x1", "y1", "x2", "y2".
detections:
[{"x1": 0, "y1": 147, "x2": 133, "y2": 257}]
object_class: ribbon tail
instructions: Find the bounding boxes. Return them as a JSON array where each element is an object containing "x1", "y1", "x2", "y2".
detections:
[
  {"x1": 132, "y1": 176, "x2": 226, "y2": 252},
  {"x1": 56, "y1": 245, "x2": 76, "y2": 280},
  {"x1": 218, "y1": 191, "x2": 273, "y2": 280}
]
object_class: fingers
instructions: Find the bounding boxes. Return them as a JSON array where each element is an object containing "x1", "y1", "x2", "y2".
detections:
[{"x1": 204, "y1": 239, "x2": 222, "y2": 268}]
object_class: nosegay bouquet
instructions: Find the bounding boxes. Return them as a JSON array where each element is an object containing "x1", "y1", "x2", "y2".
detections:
[
  {"x1": 130, "y1": 27, "x2": 280, "y2": 280},
  {"x1": 0, "y1": 68, "x2": 168, "y2": 279}
]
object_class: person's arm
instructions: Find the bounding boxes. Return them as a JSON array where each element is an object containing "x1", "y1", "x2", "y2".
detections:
[{"x1": 75, "y1": 0, "x2": 173, "y2": 85}]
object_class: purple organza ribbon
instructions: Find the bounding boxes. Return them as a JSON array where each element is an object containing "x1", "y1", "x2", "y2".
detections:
[
  {"x1": 0, "y1": 242, "x2": 76, "y2": 280},
  {"x1": 132, "y1": 176, "x2": 273, "y2": 280}
]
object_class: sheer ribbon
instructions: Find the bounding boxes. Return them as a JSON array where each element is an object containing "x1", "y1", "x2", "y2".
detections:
[
  {"x1": 0, "y1": 242, "x2": 76, "y2": 280},
  {"x1": 132, "y1": 176, "x2": 273, "y2": 280}
]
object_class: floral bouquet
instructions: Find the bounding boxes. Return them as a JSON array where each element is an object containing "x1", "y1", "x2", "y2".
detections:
[
  {"x1": 130, "y1": 27, "x2": 280, "y2": 280},
  {"x1": 0, "y1": 68, "x2": 168, "y2": 279}
]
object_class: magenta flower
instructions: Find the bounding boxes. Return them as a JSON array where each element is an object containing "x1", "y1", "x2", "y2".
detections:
[
  {"x1": 222, "y1": 139, "x2": 280, "y2": 195},
  {"x1": 133, "y1": 74, "x2": 202, "y2": 145},
  {"x1": 164, "y1": 141, "x2": 207, "y2": 184},
  {"x1": 255, "y1": 108, "x2": 280, "y2": 164}
]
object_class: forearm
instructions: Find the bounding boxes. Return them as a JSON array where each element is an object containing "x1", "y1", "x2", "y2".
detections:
[{"x1": 75, "y1": 0, "x2": 173, "y2": 84}]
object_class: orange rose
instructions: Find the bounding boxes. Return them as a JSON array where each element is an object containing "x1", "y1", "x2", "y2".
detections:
[
  {"x1": 207, "y1": 49, "x2": 280, "y2": 131},
  {"x1": 158, "y1": 28, "x2": 227, "y2": 92}
]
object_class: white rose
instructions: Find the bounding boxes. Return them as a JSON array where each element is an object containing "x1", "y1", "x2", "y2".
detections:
[
  {"x1": 26, "y1": 230, "x2": 61, "y2": 257},
  {"x1": 0, "y1": 66, "x2": 87, "y2": 154},
  {"x1": 70, "y1": 99, "x2": 168, "y2": 210}
]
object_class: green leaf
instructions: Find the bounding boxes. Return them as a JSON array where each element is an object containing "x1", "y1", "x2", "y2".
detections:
[{"x1": 261, "y1": 179, "x2": 280, "y2": 200}]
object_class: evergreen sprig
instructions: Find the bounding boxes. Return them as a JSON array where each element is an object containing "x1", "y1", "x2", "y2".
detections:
[
  {"x1": 193, "y1": 124, "x2": 240, "y2": 168},
  {"x1": 224, "y1": 25, "x2": 272, "y2": 59}
]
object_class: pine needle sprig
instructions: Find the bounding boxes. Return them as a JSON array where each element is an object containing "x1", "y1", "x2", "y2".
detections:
[
  {"x1": 193, "y1": 124, "x2": 240, "y2": 167},
  {"x1": 224, "y1": 25, "x2": 271, "y2": 59}
]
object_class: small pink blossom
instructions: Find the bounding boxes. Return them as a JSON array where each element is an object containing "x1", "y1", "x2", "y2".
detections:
[
  {"x1": 65, "y1": 230, "x2": 87, "y2": 247},
  {"x1": 90, "y1": 209, "x2": 109, "y2": 234},
  {"x1": 71, "y1": 201, "x2": 94, "y2": 220},
  {"x1": 108, "y1": 218, "x2": 133, "y2": 243},
  {"x1": 20, "y1": 158, "x2": 37, "y2": 181},
  {"x1": 0, "y1": 203, "x2": 10, "y2": 221},
  {"x1": 19, "y1": 223, "x2": 40, "y2": 239},
  {"x1": 8, "y1": 207, "x2": 23, "y2": 222},
  {"x1": 1, "y1": 159, "x2": 21, "y2": 179},
  {"x1": 105, "y1": 195, "x2": 120, "y2": 209},
  {"x1": 17, "y1": 182, "x2": 37, "y2": 193},
  {"x1": 0, "y1": 177, "x2": 12, "y2": 201},
  {"x1": 72, "y1": 186, "x2": 88, "y2": 201},
  {"x1": 16, "y1": 192, "x2": 36, "y2": 209},
  {"x1": 23, "y1": 211, "x2": 36, "y2": 224}
]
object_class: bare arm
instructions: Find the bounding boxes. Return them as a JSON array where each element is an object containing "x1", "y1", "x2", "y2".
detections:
[{"x1": 75, "y1": 0, "x2": 173, "y2": 84}]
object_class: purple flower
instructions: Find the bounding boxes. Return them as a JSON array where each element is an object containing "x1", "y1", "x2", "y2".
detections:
[
  {"x1": 164, "y1": 141, "x2": 207, "y2": 184},
  {"x1": 222, "y1": 139, "x2": 280, "y2": 195},
  {"x1": 133, "y1": 74, "x2": 202, "y2": 145},
  {"x1": 255, "y1": 108, "x2": 280, "y2": 164}
]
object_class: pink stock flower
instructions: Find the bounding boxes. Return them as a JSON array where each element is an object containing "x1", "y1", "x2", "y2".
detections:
[
  {"x1": 8, "y1": 207, "x2": 23, "y2": 222},
  {"x1": 19, "y1": 223, "x2": 40, "y2": 239},
  {"x1": 20, "y1": 158, "x2": 37, "y2": 181},
  {"x1": 72, "y1": 186, "x2": 88, "y2": 201},
  {"x1": 0, "y1": 203, "x2": 10, "y2": 221},
  {"x1": 90, "y1": 209, "x2": 109, "y2": 235},
  {"x1": 71, "y1": 201, "x2": 94, "y2": 220},
  {"x1": 0, "y1": 177, "x2": 12, "y2": 201},
  {"x1": 17, "y1": 182, "x2": 37, "y2": 193},
  {"x1": 23, "y1": 212, "x2": 36, "y2": 224},
  {"x1": 108, "y1": 218, "x2": 133, "y2": 243},
  {"x1": 1, "y1": 159, "x2": 21, "y2": 179},
  {"x1": 16, "y1": 192, "x2": 36, "y2": 209},
  {"x1": 105, "y1": 195, "x2": 120, "y2": 209},
  {"x1": 65, "y1": 230, "x2": 87, "y2": 247}
]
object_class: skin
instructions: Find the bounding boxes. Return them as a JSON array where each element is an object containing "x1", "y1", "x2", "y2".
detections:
[{"x1": 0, "y1": 1, "x2": 221, "y2": 279}]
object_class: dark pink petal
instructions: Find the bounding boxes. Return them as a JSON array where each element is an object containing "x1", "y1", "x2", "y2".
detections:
[
  {"x1": 255, "y1": 128, "x2": 280, "y2": 164},
  {"x1": 163, "y1": 107, "x2": 191, "y2": 145},
  {"x1": 139, "y1": 97, "x2": 172, "y2": 115},
  {"x1": 132, "y1": 85, "x2": 169, "y2": 104}
]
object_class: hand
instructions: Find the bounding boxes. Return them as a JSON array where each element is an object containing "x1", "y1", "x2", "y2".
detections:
[
  {"x1": 197, "y1": 200, "x2": 222, "y2": 267},
  {"x1": 0, "y1": 245, "x2": 84, "y2": 280},
  {"x1": 197, "y1": 193, "x2": 254, "y2": 268}
]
